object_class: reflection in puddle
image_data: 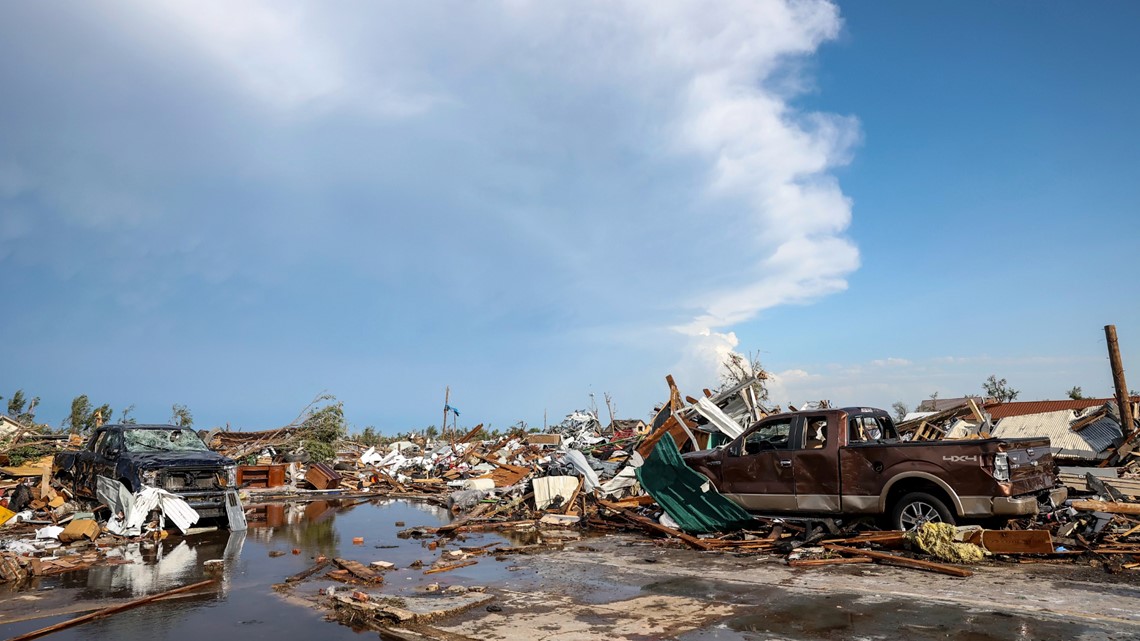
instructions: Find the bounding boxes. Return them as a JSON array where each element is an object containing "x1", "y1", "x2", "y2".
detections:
[{"x1": 0, "y1": 499, "x2": 531, "y2": 641}]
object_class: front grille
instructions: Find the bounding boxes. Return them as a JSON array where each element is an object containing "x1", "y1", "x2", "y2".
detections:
[{"x1": 162, "y1": 469, "x2": 219, "y2": 491}]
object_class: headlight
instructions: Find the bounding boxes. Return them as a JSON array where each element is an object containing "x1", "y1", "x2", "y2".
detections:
[
  {"x1": 140, "y1": 469, "x2": 160, "y2": 487},
  {"x1": 993, "y1": 453, "x2": 1009, "y2": 482},
  {"x1": 222, "y1": 465, "x2": 237, "y2": 487}
]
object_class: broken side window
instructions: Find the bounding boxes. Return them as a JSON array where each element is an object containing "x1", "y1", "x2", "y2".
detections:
[
  {"x1": 742, "y1": 420, "x2": 792, "y2": 454},
  {"x1": 802, "y1": 417, "x2": 828, "y2": 449}
]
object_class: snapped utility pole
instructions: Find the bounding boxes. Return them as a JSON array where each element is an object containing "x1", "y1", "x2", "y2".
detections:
[{"x1": 1106, "y1": 325, "x2": 1135, "y2": 440}]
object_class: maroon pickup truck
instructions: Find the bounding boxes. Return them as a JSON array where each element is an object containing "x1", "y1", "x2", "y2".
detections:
[{"x1": 682, "y1": 407, "x2": 1067, "y2": 530}]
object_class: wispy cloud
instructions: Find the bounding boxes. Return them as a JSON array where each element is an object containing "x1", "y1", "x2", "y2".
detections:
[{"x1": 765, "y1": 354, "x2": 1107, "y2": 412}]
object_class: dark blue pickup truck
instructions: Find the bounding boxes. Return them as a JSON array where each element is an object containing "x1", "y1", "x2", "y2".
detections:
[{"x1": 53, "y1": 424, "x2": 238, "y2": 520}]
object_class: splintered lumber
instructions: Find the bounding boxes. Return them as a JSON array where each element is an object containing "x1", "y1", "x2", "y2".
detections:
[
  {"x1": 285, "y1": 559, "x2": 331, "y2": 583},
  {"x1": 788, "y1": 557, "x2": 874, "y2": 568},
  {"x1": 7, "y1": 579, "x2": 217, "y2": 641},
  {"x1": 1071, "y1": 500, "x2": 1140, "y2": 515},
  {"x1": 823, "y1": 531, "x2": 907, "y2": 547},
  {"x1": 597, "y1": 499, "x2": 713, "y2": 551},
  {"x1": 332, "y1": 558, "x2": 383, "y2": 584},
  {"x1": 424, "y1": 560, "x2": 478, "y2": 575},
  {"x1": 610, "y1": 495, "x2": 657, "y2": 508},
  {"x1": 470, "y1": 454, "x2": 532, "y2": 488},
  {"x1": 455, "y1": 424, "x2": 484, "y2": 445},
  {"x1": 1118, "y1": 521, "x2": 1140, "y2": 539},
  {"x1": 1071, "y1": 409, "x2": 1108, "y2": 433},
  {"x1": 448, "y1": 519, "x2": 536, "y2": 533},
  {"x1": 562, "y1": 477, "x2": 585, "y2": 515},
  {"x1": 824, "y1": 545, "x2": 973, "y2": 577},
  {"x1": 965, "y1": 529, "x2": 1054, "y2": 555}
]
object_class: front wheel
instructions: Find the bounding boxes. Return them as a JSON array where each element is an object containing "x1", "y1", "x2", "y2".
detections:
[{"x1": 891, "y1": 492, "x2": 955, "y2": 531}]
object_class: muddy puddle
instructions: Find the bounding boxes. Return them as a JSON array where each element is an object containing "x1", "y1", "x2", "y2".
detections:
[
  {"x1": 0, "y1": 498, "x2": 531, "y2": 640},
  {"x1": 0, "y1": 501, "x2": 1129, "y2": 641},
  {"x1": 661, "y1": 580, "x2": 1102, "y2": 641}
]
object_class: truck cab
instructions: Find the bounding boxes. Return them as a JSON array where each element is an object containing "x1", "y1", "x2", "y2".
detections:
[{"x1": 682, "y1": 407, "x2": 1066, "y2": 530}]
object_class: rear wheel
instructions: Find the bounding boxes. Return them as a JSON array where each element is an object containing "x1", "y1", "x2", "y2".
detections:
[{"x1": 891, "y1": 492, "x2": 954, "y2": 531}]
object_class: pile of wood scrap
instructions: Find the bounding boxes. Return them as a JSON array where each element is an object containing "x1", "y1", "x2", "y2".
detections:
[{"x1": 895, "y1": 398, "x2": 991, "y2": 441}]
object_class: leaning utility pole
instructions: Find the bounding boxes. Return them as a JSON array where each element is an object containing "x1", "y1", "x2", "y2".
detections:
[
  {"x1": 1105, "y1": 325, "x2": 1135, "y2": 440},
  {"x1": 442, "y1": 386, "x2": 450, "y2": 441}
]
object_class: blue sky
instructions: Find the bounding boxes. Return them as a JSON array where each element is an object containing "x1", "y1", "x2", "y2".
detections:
[{"x1": 1, "y1": 1, "x2": 1137, "y2": 433}]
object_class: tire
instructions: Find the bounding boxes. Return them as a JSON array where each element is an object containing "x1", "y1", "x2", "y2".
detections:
[{"x1": 890, "y1": 492, "x2": 955, "y2": 531}]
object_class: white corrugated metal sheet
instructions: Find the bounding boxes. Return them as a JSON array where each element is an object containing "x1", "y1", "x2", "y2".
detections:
[{"x1": 991, "y1": 408, "x2": 1121, "y2": 461}]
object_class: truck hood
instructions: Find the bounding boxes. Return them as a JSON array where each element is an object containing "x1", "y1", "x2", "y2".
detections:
[{"x1": 126, "y1": 451, "x2": 235, "y2": 468}]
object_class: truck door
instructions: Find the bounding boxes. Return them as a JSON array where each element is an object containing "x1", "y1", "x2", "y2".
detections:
[
  {"x1": 718, "y1": 416, "x2": 797, "y2": 511},
  {"x1": 92, "y1": 430, "x2": 124, "y2": 491},
  {"x1": 789, "y1": 414, "x2": 841, "y2": 512}
]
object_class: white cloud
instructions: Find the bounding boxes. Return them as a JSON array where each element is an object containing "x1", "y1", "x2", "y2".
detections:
[
  {"x1": 0, "y1": 0, "x2": 863, "y2": 424},
  {"x1": 871, "y1": 357, "x2": 912, "y2": 367}
]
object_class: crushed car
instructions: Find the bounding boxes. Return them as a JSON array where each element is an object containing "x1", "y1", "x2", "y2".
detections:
[{"x1": 53, "y1": 424, "x2": 239, "y2": 523}]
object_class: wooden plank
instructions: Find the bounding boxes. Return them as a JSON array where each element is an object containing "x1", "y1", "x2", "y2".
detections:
[
  {"x1": 423, "y1": 560, "x2": 477, "y2": 575},
  {"x1": 596, "y1": 499, "x2": 713, "y2": 551},
  {"x1": 1071, "y1": 409, "x2": 1108, "y2": 433},
  {"x1": 332, "y1": 558, "x2": 383, "y2": 584},
  {"x1": 561, "y1": 477, "x2": 585, "y2": 515},
  {"x1": 966, "y1": 398, "x2": 985, "y2": 423},
  {"x1": 455, "y1": 424, "x2": 484, "y2": 445},
  {"x1": 285, "y1": 559, "x2": 330, "y2": 583},
  {"x1": 609, "y1": 495, "x2": 656, "y2": 508},
  {"x1": 1071, "y1": 500, "x2": 1140, "y2": 515},
  {"x1": 824, "y1": 544, "x2": 973, "y2": 577},
  {"x1": 965, "y1": 529, "x2": 1053, "y2": 554},
  {"x1": 823, "y1": 532, "x2": 907, "y2": 548},
  {"x1": 6, "y1": 579, "x2": 216, "y2": 641},
  {"x1": 787, "y1": 557, "x2": 874, "y2": 567}
]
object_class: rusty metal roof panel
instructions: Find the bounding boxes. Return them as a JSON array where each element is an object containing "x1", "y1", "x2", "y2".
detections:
[{"x1": 986, "y1": 397, "x2": 1139, "y2": 420}]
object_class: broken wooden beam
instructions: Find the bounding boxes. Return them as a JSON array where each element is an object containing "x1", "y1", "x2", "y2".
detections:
[
  {"x1": 423, "y1": 560, "x2": 478, "y2": 575},
  {"x1": 7, "y1": 579, "x2": 217, "y2": 641},
  {"x1": 596, "y1": 499, "x2": 713, "y2": 551},
  {"x1": 824, "y1": 544, "x2": 973, "y2": 577},
  {"x1": 332, "y1": 558, "x2": 384, "y2": 584},
  {"x1": 1071, "y1": 500, "x2": 1140, "y2": 515},
  {"x1": 963, "y1": 529, "x2": 1053, "y2": 555},
  {"x1": 787, "y1": 557, "x2": 874, "y2": 568},
  {"x1": 285, "y1": 559, "x2": 330, "y2": 583}
]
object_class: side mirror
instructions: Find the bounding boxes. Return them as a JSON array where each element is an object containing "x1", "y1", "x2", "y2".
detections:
[{"x1": 107, "y1": 449, "x2": 121, "y2": 458}]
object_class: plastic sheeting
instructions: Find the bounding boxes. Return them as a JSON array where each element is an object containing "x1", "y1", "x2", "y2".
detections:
[
  {"x1": 561, "y1": 449, "x2": 600, "y2": 492},
  {"x1": 635, "y1": 433, "x2": 754, "y2": 534}
]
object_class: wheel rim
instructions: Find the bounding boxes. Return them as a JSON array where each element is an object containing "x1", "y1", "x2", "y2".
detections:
[{"x1": 899, "y1": 501, "x2": 942, "y2": 530}]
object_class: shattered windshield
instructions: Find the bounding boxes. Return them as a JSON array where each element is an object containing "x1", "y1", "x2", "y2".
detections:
[{"x1": 123, "y1": 428, "x2": 210, "y2": 453}]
